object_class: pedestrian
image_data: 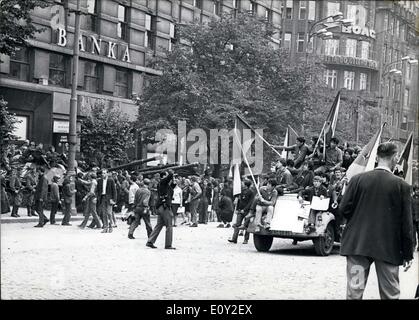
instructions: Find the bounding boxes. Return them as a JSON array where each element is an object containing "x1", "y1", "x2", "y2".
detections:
[
  {"x1": 49, "y1": 175, "x2": 61, "y2": 224},
  {"x1": 127, "y1": 175, "x2": 140, "y2": 212},
  {"x1": 146, "y1": 169, "x2": 176, "y2": 249},
  {"x1": 172, "y1": 175, "x2": 183, "y2": 227},
  {"x1": 8, "y1": 168, "x2": 22, "y2": 217},
  {"x1": 188, "y1": 175, "x2": 202, "y2": 228},
  {"x1": 22, "y1": 167, "x2": 37, "y2": 216},
  {"x1": 338, "y1": 142, "x2": 414, "y2": 300},
  {"x1": 411, "y1": 184, "x2": 419, "y2": 251},
  {"x1": 228, "y1": 180, "x2": 255, "y2": 244},
  {"x1": 33, "y1": 167, "x2": 49, "y2": 227},
  {"x1": 97, "y1": 169, "x2": 117, "y2": 233},
  {"x1": 79, "y1": 173, "x2": 102, "y2": 229},
  {"x1": 128, "y1": 178, "x2": 152, "y2": 239},
  {"x1": 181, "y1": 178, "x2": 191, "y2": 225},
  {"x1": 217, "y1": 188, "x2": 234, "y2": 228},
  {"x1": 61, "y1": 175, "x2": 76, "y2": 226},
  {"x1": 211, "y1": 180, "x2": 220, "y2": 223},
  {"x1": 198, "y1": 178, "x2": 211, "y2": 224}
]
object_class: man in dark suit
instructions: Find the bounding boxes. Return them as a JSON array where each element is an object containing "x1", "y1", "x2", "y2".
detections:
[
  {"x1": 34, "y1": 166, "x2": 49, "y2": 227},
  {"x1": 97, "y1": 169, "x2": 117, "y2": 233},
  {"x1": 338, "y1": 142, "x2": 414, "y2": 299},
  {"x1": 146, "y1": 169, "x2": 176, "y2": 249},
  {"x1": 128, "y1": 178, "x2": 152, "y2": 239}
]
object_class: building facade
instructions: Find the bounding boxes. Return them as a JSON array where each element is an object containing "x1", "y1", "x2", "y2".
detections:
[
  {"x1": 0, "y1": 0, "x2": 282, "y2": 154},
  {"x1": 277, "y1": 0, "x2": 418, "y2": 157}
]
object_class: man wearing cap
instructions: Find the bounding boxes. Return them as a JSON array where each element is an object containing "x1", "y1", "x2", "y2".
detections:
[
  {"x1": 146, "y1": 170, "x2": 176, "y2": 249},
  {"x1": 128, "y1": 178, "x2": 152, "y2": 239},
  {"x1": 339, "y1": 142, "x2": 414, "y2": 299},
  {"x1": 49, "y1": 175, "x2": 61, "y2": 224}
]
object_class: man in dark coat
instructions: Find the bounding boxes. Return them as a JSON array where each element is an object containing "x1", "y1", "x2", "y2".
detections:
[
  {"x1": 128, "y1": 178, "x2": 152, "y2": 239},
  {"x1": 338, "y1": 142, "x2": 414, "y2": 300},
  {"x1": 34, "y1": 166, "x2": 49, "y2": 227},
  {"x1": 146, "y1": 170, "x2": 176, "y2": 249},
  {"x1": 97, "y1": 169, "x2": 117, "y2": 233}
]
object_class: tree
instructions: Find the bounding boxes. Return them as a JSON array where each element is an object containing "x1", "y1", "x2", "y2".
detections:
[
  {"x1": 80, "y1": 101, "x2": 135, "y2": 168},
  {"x1": 0, "y1": 98, "x2": 20, "y2": 150},
  {"x1": 136, "y1": 12, "x2": 325, "y2": 146},
  {"x1": 0, "y1": 0, "x2": 48, "y2": 56}
]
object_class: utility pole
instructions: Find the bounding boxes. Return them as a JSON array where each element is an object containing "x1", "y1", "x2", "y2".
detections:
[{"x1": 68, "y1": 0, "x2": 81, "y2": 215}]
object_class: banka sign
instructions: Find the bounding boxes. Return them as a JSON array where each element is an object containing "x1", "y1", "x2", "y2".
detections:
[
  {"x1": 56, "y1": 27, "x2": 131, "y2": 62},
  {"x1": 323, "y1": 55, "x2": 379, "y2": 70},
  {"x1": 341, "y1": 25, "x2": 376, "y2": 39}
]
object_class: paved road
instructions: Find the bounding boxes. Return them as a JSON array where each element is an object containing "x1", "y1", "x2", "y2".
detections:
[{"x1": 1, "y1": 221, "x2": 417, "y2": 300}]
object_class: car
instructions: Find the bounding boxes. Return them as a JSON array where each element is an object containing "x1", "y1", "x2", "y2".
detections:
[{"x1": 246, "y1": 193, "x2": 342, "y2": 256}]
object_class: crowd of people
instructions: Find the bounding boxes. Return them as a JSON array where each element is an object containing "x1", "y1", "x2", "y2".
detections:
[{"x1": 1, "y1": 135, "x2": 418, "y2": 250}]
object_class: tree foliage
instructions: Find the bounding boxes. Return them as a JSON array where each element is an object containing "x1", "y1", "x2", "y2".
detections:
[
  {"x1": 0, "y1": 98, "x2": 21, "y2": 154},
  {"x1": 136, "y1": 13, "x2": 325, "y2": 145},
  {"x1": 80, "y1": 101, "x2": 135, "y2": 168},
  {"x1": 0, "y1": 0, "x2": 47, "y2": 55}
]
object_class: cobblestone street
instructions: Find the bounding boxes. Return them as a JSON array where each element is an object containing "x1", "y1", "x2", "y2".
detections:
[{"x1": 1, "y1": 218, "x2": 418, "y2": 300}]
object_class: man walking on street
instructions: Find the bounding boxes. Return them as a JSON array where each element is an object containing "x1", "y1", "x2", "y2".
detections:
[
  {"x1": 49, "y1": 175, "x2": 61, "y2": 224},
  {"x1": 97, "y1": 169, "x2": 117, "y2": 233},
  {"x1": 338, "y1": 142, "x2": 414, "y2": 300},
  {"x1": 61, "y1": 175, "x2": 76, "y2": 226},
  {"x1": 189, "y1": 175, "x2": 202, "y2": 228},
  {"x1": 34, "y1": 167, "x2": 49, "y2": 227},
  {"x1": 146, "y1": 170, "x2": 176, "y2": 249},
  {"x1": 128, "y1": 178, "x2": 152, "y2": 239}
]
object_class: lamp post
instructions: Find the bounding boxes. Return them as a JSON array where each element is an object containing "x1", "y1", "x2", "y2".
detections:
[
  {"x1": 67, "y1": 0, "x2": 82, "y2": 215},
  {"x1": 377, "y1": 57, "x2": 418, "y2": 128},
  {"x1": 301, "y1": 13, "x2": 353, "y2": 135}
]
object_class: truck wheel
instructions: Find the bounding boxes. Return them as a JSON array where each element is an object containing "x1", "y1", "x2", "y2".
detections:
[
  {"x1": 253, "y1": 234, "x2": 273, "y2": 252},
  {"x1": 313, "y1": 223, "x2": 335, "y2": 256}
]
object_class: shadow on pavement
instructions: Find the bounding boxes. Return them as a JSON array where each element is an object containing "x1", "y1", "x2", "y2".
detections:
[{"x1": 266, "y1": 244, "x2": 341, "y2": 257}]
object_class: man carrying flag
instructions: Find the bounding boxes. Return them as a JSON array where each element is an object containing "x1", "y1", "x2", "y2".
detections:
[{"x1": 273, "y1": 133, "x2": 309, "y2": 169}]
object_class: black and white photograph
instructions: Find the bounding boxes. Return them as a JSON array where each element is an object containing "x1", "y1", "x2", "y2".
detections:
[{"x1": 1, "y1": 0, "x2": 418, "y2": 307}]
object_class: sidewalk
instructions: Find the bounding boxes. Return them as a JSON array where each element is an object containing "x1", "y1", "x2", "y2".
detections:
[{"x1": 0, "y1": 207, "x2": 154, "y2": 224}]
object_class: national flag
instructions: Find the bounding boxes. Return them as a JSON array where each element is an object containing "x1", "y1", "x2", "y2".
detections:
[
  {"x1": 346, "y1": 123, "x2": 385, "y2": 181},
  {"x1": 395, "y1": 132, "x2": 414, "y2": 185},
  {"x1": 323, "y1": 91, "x2": 341, "y2": 146},
  {"x1": 281, "y1": 127, "x2": 288, "y2": 159},
  {"x1": 281, "y1": 125, "x2": 299, "y2": 160}
]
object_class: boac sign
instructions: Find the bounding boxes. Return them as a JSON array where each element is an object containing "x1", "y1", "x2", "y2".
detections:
[{"x1": 342, "y1": 25, "x2": 376, "y2": 39}]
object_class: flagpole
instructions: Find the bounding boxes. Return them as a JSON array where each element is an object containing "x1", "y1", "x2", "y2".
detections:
[
  {"x1": 309, "y1": 121, "x2": 327, "y2": 158},
  {"x1": 233, "y1": 130, "x2": 262, "y2": 198}
]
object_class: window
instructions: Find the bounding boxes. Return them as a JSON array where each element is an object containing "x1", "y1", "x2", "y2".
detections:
[
  {"x1": 400, "y1": 25, "x2": 405, "y2": 41},
  {"x1": 297, "y1": 33, "x2": 305, "y2": 52},
  {"x1": 388, "y1": 15, "x2": 393, "y2": 34},
  {"x1": 345, "y1": 39, "x2": 357, "y2": 57},
  {"x1": 383, "y1": 12, "x2": 388, "y2": 32},
  {"x1": 83, "y1": 61, "x2": 99, "y2": 93},
  {"x1": 394, "y1": 19, "x2": 399, "y2": 36},
  {"x1": 86, "y1": 0, "x2": 98, "y2": 32},
  {"x1": 404, "y1": 89, "x2": 410, "y2": 107},
  {"x1": 325, "y1": 39, "x2": 339, "y2": 56},
  {"x1": 232, "y1": 0, "x2": 238, "y2": 9},
  {"x1": 194, "y1": 0, "x2": 202, "y2": 9},
  {"x1": 390, "y1": 109, "x2": 394, "y2": 126},
  {"x1": 299, "y1": 1, "x2": 306, "y2": 19},
  {"x1": 327, "y1": 2, "x2": 340, "y2": 21},
  {"x1": 360, "y1": 73, "x2": 368, "y2": 90},
  {"x1": 12, "y1": 115, "x2": 28, "y2": 140},
  {"x1": 213, "y1": 0, "x2": 221, "y2": 15},
  {"x1": 49, "y1": 53, "x2": 66, "y2": 87},
  {"x1": 344, "y1": 71, "x2": 355, "y2": 90},
  {"x1": 347, "y1": 4, "x2": 366, "y2": 27},
  {"x1": 144, "y1": 14, "x2": 155, "y2": 49},
  {"x1": 395, "y1": 111, "x2": 399, "y2": 128},
  {"x1": 385, "y1": 108, "x2": 388, "y2": 122},
  {"x1": 360, "y1": 41, "x2": 369, "y2": 59},
  {"x1": 169, "y1": 23, "x2": 176, "y2": 51},
  {"x1": 406, "y1": 63, "x2": 411, "y2": 80},
  {"x1": 117, "y1": 5, "x2": 128, "y2": 40},
  {"x1": 9, "y1": 47, "x2": 29, "y2": 81},
  {"x1": 383, "y1": 45, "x2": 387, "y2": 63},
  {"x1": 249, "y1": 1, "x2": 256, "y2": 14},
  {"x1": 265, "y1": 8, "x2": 272, "y2": 23},
  {"x1": 401, "y1": 115, "x2": 408, "y2": 130},
  {"x1": 115, "y1": 68, "x2": 128, "y2": 98},
  {"x1": 284, "y1": 32, "x2": 292, "y2": 50},
  {"x1": 324, "y1": 69, "x2": 337, "y2": 88},
  {"x1": 385, "y1": 79, "x2": 390, "y2": 96},
  {"x1": 391, "y1": 80, "x2": 396, "y2": 98},
  {"x1": 308, "y1": 1, "x2": 315, "y2": 20},
  {"x1": 286, "y1": 0, "x2": 293, "y2": 19},
  {"x1": 387, "y1": 47, "x2": 392, "y2": 63}
]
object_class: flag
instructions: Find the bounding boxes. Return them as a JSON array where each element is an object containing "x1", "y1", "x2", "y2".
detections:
[
  {"x1": 395, "y1": 132, "x2": 414, "y2": 185},
  {"x1": 323, "y1": 91, "x2": 341, "y2": 146},
  {"x1": 346, "y1": 123, "x2": 385, "y2": 181},
  {"x1": 232, "y1": 163, "x2": 242, "y2": 196},
  {"x1": 281, "y1": 128, "x2": 288, "y2": 159}
]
